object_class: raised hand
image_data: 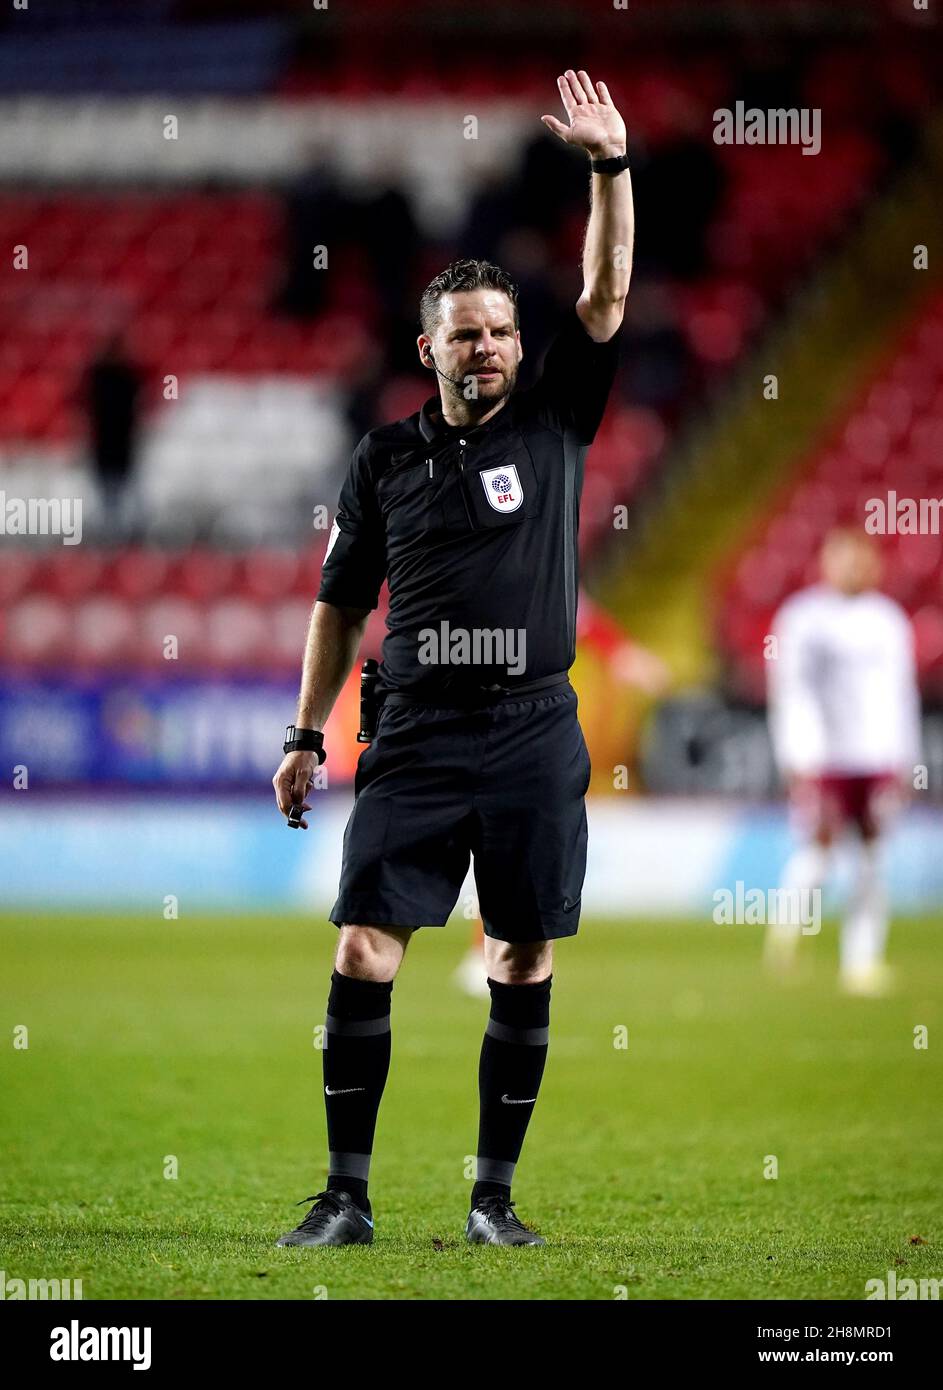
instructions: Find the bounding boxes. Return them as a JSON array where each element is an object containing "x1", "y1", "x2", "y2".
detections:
[{"x1": 541, "y1": 70, "x2": 626, "y2": 160}]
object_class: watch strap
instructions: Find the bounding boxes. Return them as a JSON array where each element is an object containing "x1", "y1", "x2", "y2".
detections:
[
  {"x1": 590, "y1": 151, "x2": 631, "y2": 175},
  {"x1": 283, "y1": 725, "x2": 326, "y2": 762}
]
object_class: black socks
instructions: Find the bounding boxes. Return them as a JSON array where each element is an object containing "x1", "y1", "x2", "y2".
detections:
[
  {"x1": 320, "y1": 969, "x2": 553, "y2": 1217},
  {"x1": 323, "y1": 969, "x2": 393, "y2": 1214},
  {"x1": 471, "y1": 975, "x2": 551, "y2": 1209}
]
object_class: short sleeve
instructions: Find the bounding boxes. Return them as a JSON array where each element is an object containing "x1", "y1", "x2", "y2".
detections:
[
  {"x1": 889, "y1": 601, "x2": 922, "y2": 769},
  {"x1": 766, "y1": 596, "x2": 827, "y2": 776},
  {"x1": 526, "y1": 306, "x2": 622, "y2": 443},
  {"x1": 316, "y1": 437, "x2": 387, "y2": 611}
]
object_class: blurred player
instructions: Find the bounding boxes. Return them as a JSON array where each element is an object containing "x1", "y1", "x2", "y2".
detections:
[
  {"x1": 454, "y1": 588, "x2": 671, "y2": 997},
  {"x1": 765, "y1": 527, "x2": 921, "y2": 995}
]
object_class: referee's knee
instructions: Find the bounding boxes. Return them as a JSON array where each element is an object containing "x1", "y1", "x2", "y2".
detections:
[
  {"x1": 483, "y1": 939, "x2": 553, "y2": 985},
  {"x1": 335, "y1": 924, "x2": 411, "y2": 981}
]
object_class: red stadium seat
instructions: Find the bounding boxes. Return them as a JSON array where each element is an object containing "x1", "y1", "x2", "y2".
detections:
[
  {"x1": 108, "y1": 548, "x2": 172, "y2": 601},
  {"x1": 716, "y1": 291, "x2": 943, "y2": 693},
  {"x1": 138, "y1": 597, "x2": 205, "y2": 669},
  {"x1": 4, "y1": 595, "x2": 71, "y2": 667}
]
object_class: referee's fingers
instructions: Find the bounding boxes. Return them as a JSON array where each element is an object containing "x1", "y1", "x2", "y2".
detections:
[
  {"x1": 274, "y1": 752, "x2": 319, "y2": 817},
  {"x1": 274, "y1": 768, "x2": 306, "y2": 815},
  {"x1": 273, "y1": 771, "x2": 292, "y2": 815}
]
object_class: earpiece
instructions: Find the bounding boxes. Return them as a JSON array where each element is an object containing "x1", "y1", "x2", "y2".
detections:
[{"x1": 422, "y1": 349, "x2": 475, "y2": 390}]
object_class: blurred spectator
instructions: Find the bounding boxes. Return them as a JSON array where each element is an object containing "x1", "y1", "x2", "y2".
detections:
[
  {"x1": 275, "y1": 150, "x2": 356, "y2": 319},
  {"x1": 85, "y1": 333, "x2": 142, "y2": 539},
  {"x1": 515, "y1": 133, "x2": 588, "y2": 236},
  {"x1": 633, "y1": 117, "x2": 725, "y2": 280},
  {"x1": 619, "y1": 280, "x2": 692, "y2": 419},
  {"x1": 456, "y1": 168, "x2": 519, "y2": 265},
  {"x1": 359, "y1": 185, "x2": 422, "y2": 372}
]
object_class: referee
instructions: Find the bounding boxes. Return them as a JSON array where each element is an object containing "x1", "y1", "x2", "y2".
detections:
[{"x1": 273, "y1": 70, "x2": 633, "y2": 1247}]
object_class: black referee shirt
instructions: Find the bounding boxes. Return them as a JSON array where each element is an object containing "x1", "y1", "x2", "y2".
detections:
[{"x1": 317, "y1": 305, "x2": 622, "y2": 696}]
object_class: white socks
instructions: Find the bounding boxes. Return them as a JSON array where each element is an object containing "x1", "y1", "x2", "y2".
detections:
[
  {"x1": 781, "y1": 842, "x2": 830, "y2": 899},
  {"x1": 769, "y1": 837, "x2": 890, "y2": 981},
  {"x1": 840, "y1": 839, "x2": 888, "y2": 974},
  {"x1": 770, "y1": 843, "x2": 829, "y2": 944}
]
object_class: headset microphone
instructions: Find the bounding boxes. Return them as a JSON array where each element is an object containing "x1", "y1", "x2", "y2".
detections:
[{"x1": 424, "y1": 350, "x2": 490, "y2": 392}]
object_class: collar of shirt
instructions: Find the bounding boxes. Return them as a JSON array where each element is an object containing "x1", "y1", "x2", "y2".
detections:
[{"x1": 417, "y1": 393, "x2": 516, "y2": 444}]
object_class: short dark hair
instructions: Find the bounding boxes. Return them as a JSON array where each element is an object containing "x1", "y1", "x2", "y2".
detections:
[{"x1": 419, "y1": 258, "x2": 519, "y2": 338}]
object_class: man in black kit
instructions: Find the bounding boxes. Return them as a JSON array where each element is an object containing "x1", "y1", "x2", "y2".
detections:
[{"x1": 273, "y1": 71, "x2": 633, "y2": 1247}]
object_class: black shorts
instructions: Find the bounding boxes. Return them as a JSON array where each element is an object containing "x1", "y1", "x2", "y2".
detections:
[{"x1": 330, "y1": 684, "x2": 591, "y2": 942}]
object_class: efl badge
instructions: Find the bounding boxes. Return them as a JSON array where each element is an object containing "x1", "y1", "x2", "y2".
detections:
[{"x1": 480, "y1": 464, "x2": 523, "y2": 513}]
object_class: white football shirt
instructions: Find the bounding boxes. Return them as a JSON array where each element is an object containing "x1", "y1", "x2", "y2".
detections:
[{"x1": 767, "y1": 584, "x2": 921, "y2": 776}]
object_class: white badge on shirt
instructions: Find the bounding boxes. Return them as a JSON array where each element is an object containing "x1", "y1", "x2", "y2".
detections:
[{"x1": 480, "y1": 464, "x2": 523, "y2": 513}]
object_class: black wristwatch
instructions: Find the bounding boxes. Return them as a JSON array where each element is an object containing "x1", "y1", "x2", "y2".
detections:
[
  {"x1": 590, "y1": 151, "x2": 631, "y2": 175},
  {"x1": 283, "y1": 725, "x2": 326, "y2": 763}
]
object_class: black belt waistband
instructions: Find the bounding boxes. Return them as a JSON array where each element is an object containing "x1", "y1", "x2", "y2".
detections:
[{"x1": 380, "y1": 671, "x2": 571, "y2": 710}]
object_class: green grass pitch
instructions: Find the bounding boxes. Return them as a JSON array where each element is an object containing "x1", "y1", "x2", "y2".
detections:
[{"x1": 1, "y1": 910, "x2": 940, "y2": 1301}]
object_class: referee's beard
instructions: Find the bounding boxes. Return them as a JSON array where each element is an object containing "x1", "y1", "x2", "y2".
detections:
[{"x1": 439, "y1": 360, "x2": 519, "y2": 423}]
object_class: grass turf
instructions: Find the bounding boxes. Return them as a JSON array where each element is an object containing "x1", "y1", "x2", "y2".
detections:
[{"x1": 1, "y1": 910, "x2": 940, "y2": 1301}]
